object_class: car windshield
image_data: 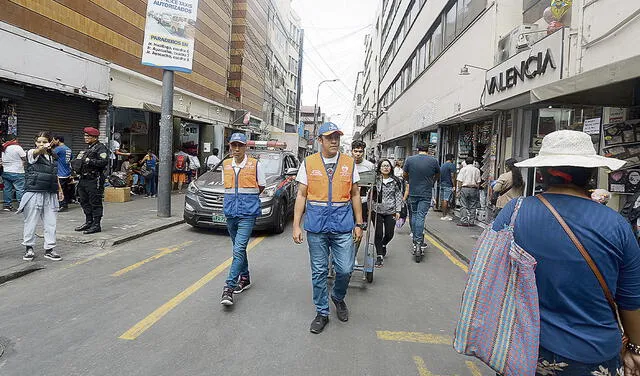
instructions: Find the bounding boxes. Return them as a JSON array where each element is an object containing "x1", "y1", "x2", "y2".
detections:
[{"x1": 211, "y1": 153, "x2": 282, "y2": 177}]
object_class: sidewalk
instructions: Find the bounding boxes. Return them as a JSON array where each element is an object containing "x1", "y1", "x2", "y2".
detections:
[
  {"x1": 424, "y1": 212, "x2": 486, "y2": 263},
  {"x1": 0, "y1": 193, "x2": 186, "y2": 284}
]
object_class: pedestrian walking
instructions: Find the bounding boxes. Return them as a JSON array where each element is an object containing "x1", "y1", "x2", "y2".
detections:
[
  {"x1": 489, "y1": 130, "x2": 640, "y2": 374},
  {"x1": 172, "y1": 148, "x2": 190, "y2": 192},
  {"x1": 372, "y1": 159, "x2": 403, "y2": 267},
  {"x1": 403, "y1": 143, "x2": 440, "y2": 254},
  {"x1": 456, "y1": 156, "x2": 481, "y2": 227},
  {"x1": 439, "y1": 154, "x2": 456, "y2": 221},
  {"x1": 351, "y1": 140, "x2": 375, "y2": 224},
  {"x1": 19, "y1": 132, "x2": 63, "y2": 261},
  {"x1": 492, "y1": 158, "x2": 524, "y2": 214},
  {"x1": 52, "y1": 135, "x2": 73, "y2": 211},
  {"x1": 219, "y1": 133, "x2": 266, "y2": 306},
  {"x1": 206, "y1": 148, "x2": 221, "y2": 170},
  {"x1": 1, "y1": 135, "x2": 26, "y2": 211},
  {"x1": 292, "y1": 122, "x2": 364, "y2": 334},
  {"x1": 141, "y1": 149, "x2": 158, "y2": 197},
  {"x1": 108, "y1": 132, "x2": 130, "y2": 172},
  {"x1": 393, "y1": 159, "x2": 404, "y2": 179},
  {"x1": 73, "y1": 127, "x2": 109, "y2": 234}
]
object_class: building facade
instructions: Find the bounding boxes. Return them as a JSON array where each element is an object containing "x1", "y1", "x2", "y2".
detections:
[
  {"x1": 0, "y1": 0, "x2": 288, "y2": 168},
  {"x1": 355, "y1": 0, "x2": 640, "y2": 219}
]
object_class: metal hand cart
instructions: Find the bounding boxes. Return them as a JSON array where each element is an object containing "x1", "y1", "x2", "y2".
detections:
[{"x1": 352, "y1": 170, "x2": 377, "y2": 283}]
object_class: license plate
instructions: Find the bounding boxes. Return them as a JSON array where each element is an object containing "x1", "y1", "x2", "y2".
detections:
[{"x1": 212, "y1": 214, "x2": 227, "y2": 224}]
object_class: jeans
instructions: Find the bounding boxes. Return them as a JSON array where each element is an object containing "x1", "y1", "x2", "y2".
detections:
[
  {"x1": 2, "y1": 172, "x2": 25, "y2": 207},
  {"x1": 459, "y1": 187, "x2": 480, "y2": 225},
  {"x1": 225, "y1": 216, "x2": 256, "y2": 288},
  {"x1": 408, "y1": 196, "x2": 431, "y2": 245},
  {"x1": 145, "y1": 171, "x2": 157, "y2": 196},
  {"x1": 307, "y1": 231, "x2": 354, "y2": 316}
]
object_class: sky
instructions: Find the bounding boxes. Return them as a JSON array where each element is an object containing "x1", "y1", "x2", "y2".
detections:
[{"x1": 291, "y1": 0, "x2": 378, "y2": 140}]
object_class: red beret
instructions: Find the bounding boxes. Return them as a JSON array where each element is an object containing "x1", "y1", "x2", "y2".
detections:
[{"x1": 83, "y1": 127, "x2": 100, "y2": 136}]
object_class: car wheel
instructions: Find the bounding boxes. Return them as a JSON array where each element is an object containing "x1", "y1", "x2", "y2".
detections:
[{"x1": 272, "y1": 199, "x2": 286, "y2": 234}]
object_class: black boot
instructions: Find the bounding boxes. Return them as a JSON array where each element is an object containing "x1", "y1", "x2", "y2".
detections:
[
  {"x1": 83, "y1": 217, "x2": 102, "y2": 234},
  {"x1": 75, "y1": 216, "x2": 93, "y2": 232}
]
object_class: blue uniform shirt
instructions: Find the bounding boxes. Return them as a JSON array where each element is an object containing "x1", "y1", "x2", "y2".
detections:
[
  {"x1": 493, "y1": 194, "x2": 640, "y2": 363},
  {"x1": 54, "y1": 145, "x2": 72, "y2": 178}
]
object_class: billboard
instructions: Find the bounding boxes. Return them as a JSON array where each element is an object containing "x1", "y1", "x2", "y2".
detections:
[{"x1": 141, "y1": 0, "x2": 199, "y2": 73}]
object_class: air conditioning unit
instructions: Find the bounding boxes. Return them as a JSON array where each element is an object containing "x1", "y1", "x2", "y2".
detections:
[{"x1": 495, "y1": 24, "x2": 541, "y2": 64}]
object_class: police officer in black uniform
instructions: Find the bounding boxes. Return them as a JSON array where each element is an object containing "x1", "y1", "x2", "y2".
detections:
[{"x1": 72, "y1": 127, "x2": 109, "y2": 234}]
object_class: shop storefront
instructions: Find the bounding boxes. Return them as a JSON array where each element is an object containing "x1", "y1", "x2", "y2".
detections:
[{"x1": 0, "y1": 81, "x2": 102, "y2": 151}]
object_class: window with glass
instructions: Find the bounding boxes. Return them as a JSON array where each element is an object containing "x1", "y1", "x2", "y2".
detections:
[
  {"x1": 430, "y1": 21, "x2": 443, "y2": 58},
  {"x1": 444, "y1": 3, "x2": 457, "y2": 46}
]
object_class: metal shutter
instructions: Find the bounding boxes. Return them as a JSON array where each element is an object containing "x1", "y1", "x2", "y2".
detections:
[{"x1": 16, "y1": 87, "x2": 99, "y2": 152}]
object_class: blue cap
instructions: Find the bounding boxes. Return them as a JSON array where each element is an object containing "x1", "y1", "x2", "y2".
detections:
[
  {"x1": 229, "y1": 133, "x2": 247, "y2": 144},
  {"x1": 317, "y1": 122, "x2": 344, "y2": 137}
]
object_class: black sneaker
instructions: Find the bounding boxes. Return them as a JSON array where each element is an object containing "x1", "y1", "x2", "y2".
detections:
[
  {"x1": 44, "y1": 248, "x2": 62, "y2": 261},
  {"x1": 309, "y1": 313, "x2": 329, "y2": 334},
  {"x1": 23, "y1": 247, "x2": 35, "y2": 261},
  {"x1": 375, "y1": 255, "x2": 383, "y2": 268},
  {"x1": 381, "y1": 245, "x2": 387, "y2": 257},
  {"x1": 420, "y1": 243, "x2": 428, "y2": 254},
  {"x1": 233, "y1": 276, "x2": 251, "y2": 294},
  {"x1": 220, "y1": 287, "x2": 234, "y2": 306},
  {"x1": 331, "y1": 297, "x2": 349, "y2": 322}
]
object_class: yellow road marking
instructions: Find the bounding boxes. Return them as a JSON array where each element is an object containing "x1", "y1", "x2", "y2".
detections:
[
  {"x1": 414, "y1": 356, "x2": 457, "y2": 376},
  {"x1": 66, "y1": 250, "x2": 116, "y2": 268},
  {"x1": 376, "y1": 331, "x2": 452, "y2": 345},
  {"x1": 111, "y1": 241, "x2": 193, "y2": 277},
  {"x1": 119, "y1": 236, "x2": 266, "y2": 340},
  {"x1": 423, "y1": 234, "x2": 469, "y2": 273},
  {"x1": 465, "y1": 361, "x2": 482, "y2": 376}
]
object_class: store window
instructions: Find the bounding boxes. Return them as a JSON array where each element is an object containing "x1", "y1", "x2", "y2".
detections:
[{"x1": 113, "y1": 108, "x2": 158, "y2": 157}]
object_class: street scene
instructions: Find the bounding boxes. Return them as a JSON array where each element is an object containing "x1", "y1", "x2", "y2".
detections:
[{"x1": 3, "y1": 0, "x2": 640, "y2": 375}]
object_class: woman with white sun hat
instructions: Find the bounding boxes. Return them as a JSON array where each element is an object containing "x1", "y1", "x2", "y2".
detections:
[{"x1": 492, "y1": 130, "x2": 640, "y2": 375}]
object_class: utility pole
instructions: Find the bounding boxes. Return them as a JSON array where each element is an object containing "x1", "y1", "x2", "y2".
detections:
[
  {"x1": 313, "y1": 79, "x2": 339, "y2": 150},
  {"x1": 157, "y1": 70, "x2": 174, "y2": 218}
]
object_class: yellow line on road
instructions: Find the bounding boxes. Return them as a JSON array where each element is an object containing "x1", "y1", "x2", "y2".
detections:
[
  {"x1": 377, "y1": 331, "x2": 452, "y2": 345},
  {"x1": 111, "y1": 241, "x2": 193, "y2": 277},
  {"x1": 119, "y1": 236, "x2": 266, "y2": 340},
  {"x1": 423, "y1": 234, "x2": 468, "y2": 273},
  {"x1": 414, "y1": 356, "x2": 432, "y2": 376},
  {"x1": 66, "y1": 250, "x2": 116, "y2": 268},
  {"x1": 465, "y1": 361, "x2": 482, "y2": 376}
]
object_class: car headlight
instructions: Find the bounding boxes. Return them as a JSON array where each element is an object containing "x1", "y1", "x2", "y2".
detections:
[
  {"x1": 260, "y1": 185, "x2": 277, "y2": 198},
  {"x1": 187, "y1": 181, "x2": 200, "y2": 194}
]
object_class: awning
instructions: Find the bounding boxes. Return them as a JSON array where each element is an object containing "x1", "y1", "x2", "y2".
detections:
[
  {"x1": 530, "y1": 54, "x2": 640, "y2": 106},
  {"x1": 143, "y1": 102, "x2": 191, "y2": 119}
]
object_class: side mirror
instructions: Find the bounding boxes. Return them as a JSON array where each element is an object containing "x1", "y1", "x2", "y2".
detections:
[{"x1": 285, "y1": 167, "x2": 299, "y2": 176}]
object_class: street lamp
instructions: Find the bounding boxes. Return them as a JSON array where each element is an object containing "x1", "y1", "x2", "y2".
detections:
[
  {"x1": 313, "y1": 79, "x2": 339, "y2": 139},
  {"x1": 459, "y1": 64, "x2": 489, "y2": 76}
]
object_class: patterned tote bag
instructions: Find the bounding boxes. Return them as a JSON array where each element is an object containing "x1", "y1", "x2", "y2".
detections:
[{"x1": 454, "y1": 197, "x2": 540, "y2": 375}]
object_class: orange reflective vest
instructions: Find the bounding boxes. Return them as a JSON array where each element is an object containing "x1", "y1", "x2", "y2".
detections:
[
  {"x1": 304, "y1": 152, "x2": 355, "y2": 233},
  {"x1": 222, "y1": 157, "x2": 261, "y2": 217}
]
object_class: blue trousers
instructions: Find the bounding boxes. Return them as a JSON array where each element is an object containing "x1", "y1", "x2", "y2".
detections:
[
  {"x1": 307, "y1": 231, "x2": 354, "y2": 316},
  {"x1": 224, "y1": 216, "x2": 256, "y2": 288},
  {"x1": 2, "y1": 172, "x2": 25, "y2": 207},
  {"x1": 408, "y1": 196, "x2": 431, "y2": 245}
]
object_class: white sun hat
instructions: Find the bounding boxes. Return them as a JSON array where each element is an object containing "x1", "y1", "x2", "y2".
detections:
[{"x1": 515, "y1": 130, "x2": 626, "y2": 171}]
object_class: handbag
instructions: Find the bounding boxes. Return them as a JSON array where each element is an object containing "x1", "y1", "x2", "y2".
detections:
[
  {"x1": 454, "y1": 197, "x2": 540, "y2": 375},
  {"x1": 537, "y1": 195, "x2": 627, "y2": 354}
]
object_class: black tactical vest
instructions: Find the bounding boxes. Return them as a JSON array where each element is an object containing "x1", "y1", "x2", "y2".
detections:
[{"x1": 25, "y1": 154, "x2": 58, "y2": 193}]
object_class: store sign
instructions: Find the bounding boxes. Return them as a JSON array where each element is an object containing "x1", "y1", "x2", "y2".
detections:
[
  {"x1": 141, "y1": 0, "x2": 199, "y2": 73},
  {"x1": 485, "y1": 30, "x2": 564, "y2": 106}
]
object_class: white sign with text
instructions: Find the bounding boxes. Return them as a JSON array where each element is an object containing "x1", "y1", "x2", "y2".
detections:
[{"x1": 141, "y1": 0, "x2": 199, "y2": 73}]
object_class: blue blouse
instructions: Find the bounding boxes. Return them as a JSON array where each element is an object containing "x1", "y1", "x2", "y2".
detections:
[{"x1": 493, "y1": 194, "x2": 640, "y2": 363}]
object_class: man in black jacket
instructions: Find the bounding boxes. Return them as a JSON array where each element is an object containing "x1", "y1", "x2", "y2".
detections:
[{"x1": 73, "y1": 127, "x2": 109, "y2": 234}]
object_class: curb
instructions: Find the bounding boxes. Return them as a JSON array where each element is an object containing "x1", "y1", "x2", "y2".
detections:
[
  {"x1": 0, "y1": 263, "x2": 45, "y2": 286},
  {"x1": 108, "y1": 219, "x2": 186, "y2": 247},
  {"x1": 424, "y1": 228, "x2": 471, "y2": 264}
]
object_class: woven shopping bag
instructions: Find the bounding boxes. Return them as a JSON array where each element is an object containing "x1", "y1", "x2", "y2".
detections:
[{"x1": 453, "y1": 197, "x2": 540, "y2": 375}]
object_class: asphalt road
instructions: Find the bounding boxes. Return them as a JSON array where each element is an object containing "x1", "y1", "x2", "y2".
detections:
[{"x1": 0, "y1": 222, "x2": 490, "y2": 376}]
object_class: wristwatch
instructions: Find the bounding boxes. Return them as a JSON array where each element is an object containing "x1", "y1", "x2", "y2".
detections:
[{"x1": 355, "y1": 223, "x2": 366, "y2": 230}]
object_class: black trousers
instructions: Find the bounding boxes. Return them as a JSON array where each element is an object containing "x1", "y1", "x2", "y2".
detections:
[
  {"x1": 373, "y1": 212, "x2": 396, "y2": 256},
  {"x1": 58, "y1": 177, "x2": 74, "y2": 207},
  {"x1": 77, "y1": 177, "x2": 103, "y2": 220}
]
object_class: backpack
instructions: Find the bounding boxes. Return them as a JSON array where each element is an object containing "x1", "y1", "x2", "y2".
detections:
[
  {"x1": 108, "y1": 172, "x2": 127, "y2": 188},
  {"x1": 175, "y1": 154, "x2": 187, "y2": 171}
]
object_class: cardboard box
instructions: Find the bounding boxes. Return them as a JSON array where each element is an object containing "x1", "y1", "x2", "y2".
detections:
[{"x1": 104, "y1": 187, "x2": 131, "y2": 203}]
